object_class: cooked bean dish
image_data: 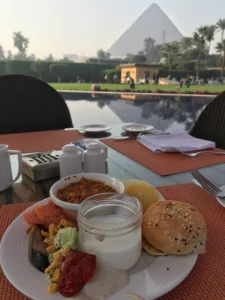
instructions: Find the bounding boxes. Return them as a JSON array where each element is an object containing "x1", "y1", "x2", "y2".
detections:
[{"x1": 56, "y1": 177, "x2": 116, "y2": 204}]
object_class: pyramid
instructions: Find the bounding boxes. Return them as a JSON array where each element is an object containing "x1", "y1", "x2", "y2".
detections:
[{"x1": 108, "y1": 3, "x2": 183, "y2": 57}]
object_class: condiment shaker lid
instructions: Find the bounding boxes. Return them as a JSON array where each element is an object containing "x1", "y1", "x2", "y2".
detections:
[
  {"x1": 62, "y1": 144, "x2": 79, "y2": 153},
  {"x1": 86, "y1": 142, "x2": 102, "y2": 151}
]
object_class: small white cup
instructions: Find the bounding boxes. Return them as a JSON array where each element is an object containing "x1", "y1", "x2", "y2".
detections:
[{"x1": 0, "y1": 144, "x2": 22, "y2": 192}]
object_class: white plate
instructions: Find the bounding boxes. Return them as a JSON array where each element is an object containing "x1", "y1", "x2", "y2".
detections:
[
  {"x1": 122, "y1": 123, "x2": 154, "y2": 133},
  {"x1": 216, "y1": 186, "x2": 225, "y2": 208},
  {"x1": 0, "y1": 199, "x2": 198, "y2": 300},
  {"x1": 80, "y1": 124, "x2": 111, "y2": 133}
]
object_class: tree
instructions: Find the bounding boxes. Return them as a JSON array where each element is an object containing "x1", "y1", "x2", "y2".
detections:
[
  {"x1": 205, "y1": 25, "x2": 216, "y2": 53},
  {"x1": 0, "y1": 44, "x2": 5, "y2": 60},
  {"x1": 31, "y1": 61, "x2": 47, "y2": 79},
  {"x1": 45, "y1": 54, "x2": 54, "y2": 62},
  {"x1": 96, "y1": 49, "x2": 111, "y2": 60},
  {"x1": 125, "y1": 53, "x2": 134, "y2": 62},
  {"x1": 97, "y1": 49, "x2": 106, "y2": 59},
  {"x1": 105, "y1": 52, "x2": 111, "y2": 59},
  {"x1": 49, "y1": 63, "x2": 68, "y2": 82},
  {"x1": 148, "y1": 45, "x2": 163, "y2": 63},
  {"x1": 216, "y1": 19, "x2": 225, "y2": 65},
  {"x1": 205, "y1": 25, "x2": 217, "y2": 67},
  {"x1": 7, "y1": 50, "x2": 13, "y2": 60},
  {"x1": 143, "y1": 37, "x2": 156, "y2": 61},
  {"x1": 193, "y1": 27, "x2": 206, "y2": 78},
  {"x1": 13, "y1": 52, "x2": 27, "y2": 61},
  {"x1": 162, "y1": 42, "x2": 180, "y2": 70},
  {"x1": 131, "y1": 51, "x2": 147, "y2": 63},
  {"x1": 27, "y1": 53, "x2": 36, "y2": 61},
  {"x1": 180, "y1": 37, "x2": 193, "y2": 53},
  {"x1": 217, "y1": 19, "x2": 225, "y2": 43},
  {"x1": 13, "y1": 31, "x2": 29, "y2": 53},
  {"x1": 59, "y1": 57, "x2": 71, "y2": 62},
  {"x1": 215, "y1": 40, "x2": 225, "y2": 77}
]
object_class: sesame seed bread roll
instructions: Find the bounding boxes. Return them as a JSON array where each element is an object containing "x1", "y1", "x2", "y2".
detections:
[
  {"x1": 142, "y1": 237, "x2": 166, "y2": 256},
  {"x1": 142, "y1": 200, "x2": 207, "y2": 255}
]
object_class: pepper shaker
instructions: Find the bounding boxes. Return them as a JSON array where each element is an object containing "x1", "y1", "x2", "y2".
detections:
[
  {"x1": 84, "y1": 142, "x2": 106, "y2": 174},
  {"x1": 59, "y1": 144, "x2": 83, "y2": 178}
]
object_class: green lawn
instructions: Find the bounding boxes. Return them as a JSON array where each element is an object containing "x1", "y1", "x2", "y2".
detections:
[{"x1": 49, "y1": 83, "x2": 225, "y2": 94}]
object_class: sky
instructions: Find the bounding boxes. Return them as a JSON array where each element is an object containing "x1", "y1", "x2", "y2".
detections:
[{"x1": 0, "y1": 0, "x2": 224, "y2": 59}]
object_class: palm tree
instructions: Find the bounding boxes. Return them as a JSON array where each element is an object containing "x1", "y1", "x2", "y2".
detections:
[
  {"x1": 215, "y1": 40, "x2": 225, "y2": 78},
  {"x1": 217, "y1": 19, "x2": 225, "y2": 43},
  {"x1": 205, "y1": 25, "x2": 217, "y2": 67},
  {"x1": 193, "y1": 27, "x2": 206, "y2": 78},
  {"x1": 216, "y1": 19, "x2": 225, "y2": 65},
  {"x1": 162, "y1": 42, "x2": 180, "y2": 71},
  {"x1": 180, "y1": 37, "x2": 193, "y2": 53}
]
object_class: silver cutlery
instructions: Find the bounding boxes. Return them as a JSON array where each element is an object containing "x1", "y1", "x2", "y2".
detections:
[
  {"x1": 113, "y1": 131, "x2": 169, "y2": 140},
  {"x1": 173, "y1": 148, "x2": 225, "y2": 157},
  {"x1": 191, "y1": 170, "x2": 225, "y2": 198}
]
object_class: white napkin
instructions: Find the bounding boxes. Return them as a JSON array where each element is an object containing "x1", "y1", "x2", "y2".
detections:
[{"x1": 137, "y1": 132, "x2": 216, "y2": 153}]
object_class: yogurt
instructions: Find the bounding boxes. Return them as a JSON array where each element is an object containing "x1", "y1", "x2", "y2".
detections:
[{"x1": 78, "y1": 215, "x2": 142, "y2": 270}]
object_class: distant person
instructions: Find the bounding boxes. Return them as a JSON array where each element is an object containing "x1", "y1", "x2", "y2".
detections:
[
  {"x1": 144, "y1": 73, "x2": 148, "y2": 84},
  {"x1": 180, "y1": 79, "x2": 184, "y2": 88},
  {"x1": 186, "y1": 75, "x2": 191, "y2": 88},
  {"x1": 113, "y1": 74, "x2": 118, "y2": 82},
  {"x1": 130, "y1": 77, "x2": 135, "y2": 89},
  {"x1": 153, "y1": 73, "x2": 156, "y2": 83},
  {"x1": 155, "y1": 73, "x2": 159, "y2": 85}
]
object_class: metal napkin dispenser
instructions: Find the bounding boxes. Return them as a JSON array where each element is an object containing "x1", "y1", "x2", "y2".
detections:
[{"x1": 22, "y1": 150, "x2": 62, "y2": 182}]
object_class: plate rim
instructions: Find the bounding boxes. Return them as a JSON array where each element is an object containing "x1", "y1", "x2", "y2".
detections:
[
  {"x1": 80, "y1": 124, "x2": 112, "y2": 132},
  {"x1": 216, "y1": 185, "x2": 225, "y2": 208},
  {"x1": 122, "y1": 123, "x2": 154, "y2": 133},
  {"x1": 0, "y1": 198, "x2": 198, "y2": 300}
]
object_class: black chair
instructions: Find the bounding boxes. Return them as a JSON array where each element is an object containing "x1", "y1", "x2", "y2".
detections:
[
  {"x1": 190, "y1": 91, "x2": 225, "y2": 149},
  {"x1": 0, "y1": 75, "x2": 73, "y2": 134}
]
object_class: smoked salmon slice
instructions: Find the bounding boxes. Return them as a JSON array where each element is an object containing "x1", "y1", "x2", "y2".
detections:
[{"x1": 24, "y1": 200, "x2": 76, "y2": 228}]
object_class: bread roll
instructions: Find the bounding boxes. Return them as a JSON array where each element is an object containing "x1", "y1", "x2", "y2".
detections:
[
  {"x1": 142, "y1": 200, "x2": 207, "y2": 255},
  {"x1": 142, "y1": 237, "x2": 166, "y2": 256}
]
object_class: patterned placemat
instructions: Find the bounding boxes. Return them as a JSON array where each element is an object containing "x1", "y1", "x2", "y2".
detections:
[
  {"x1": 102, "y1": 138, "x2": 225, "y2": 176},
  {"x1": 0, "y1": 184, "x2": 225, "y2": 300},
  {"x1": 0, "y1": 130, "x2": 84, "y2": 153}
]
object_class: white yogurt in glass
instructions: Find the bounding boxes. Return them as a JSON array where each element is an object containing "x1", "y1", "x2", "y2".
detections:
[{"x1": 78, "y1": 196, "x2": 143, "y2": 271}]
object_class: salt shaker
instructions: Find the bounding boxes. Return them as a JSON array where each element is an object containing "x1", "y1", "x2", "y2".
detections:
[
  {"x1": 59, "y1": 144, "x2": 83, "y2": 178},
  {"x1": 84, "y1": 142, "x2": 106, "y2": 174}
]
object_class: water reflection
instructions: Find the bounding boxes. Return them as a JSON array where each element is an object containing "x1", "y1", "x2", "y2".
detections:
[{"x1": 63, "y1": 93, "x2": 212, "y2": 133}]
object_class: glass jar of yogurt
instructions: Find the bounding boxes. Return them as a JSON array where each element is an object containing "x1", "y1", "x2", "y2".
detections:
[{"x1": 78, "y1": 194, "x2": 143, "y2": 271}]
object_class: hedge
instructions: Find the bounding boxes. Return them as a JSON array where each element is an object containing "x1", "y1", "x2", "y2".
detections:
[
  {"x1": 0, "y1": 61, "x2": 222, "y2": 83},
  {"x1": 160, "y1": 70, "x2": 221, "y2": 80},
  {"x1": 0, "y1": 61, "x2": 113, "y2": 82}
]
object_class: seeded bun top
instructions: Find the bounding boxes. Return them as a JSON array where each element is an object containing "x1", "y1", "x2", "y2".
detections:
[{"x1": 142, "y1": 200, "x2": 207, "y2": 255}]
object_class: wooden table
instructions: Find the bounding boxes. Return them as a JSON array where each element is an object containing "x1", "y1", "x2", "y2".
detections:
[{"x1": 1, "y1": 124, "x2": 225, "y2": 206}]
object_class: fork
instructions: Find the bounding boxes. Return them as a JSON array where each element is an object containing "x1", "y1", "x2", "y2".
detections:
[
  {"x1": 173, "y1": 148, "x2": 225, "y2": 157},
  {"x1": 191, "y1": 170, "x2": 225, "y2": 198}
]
